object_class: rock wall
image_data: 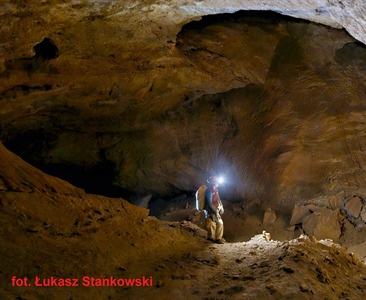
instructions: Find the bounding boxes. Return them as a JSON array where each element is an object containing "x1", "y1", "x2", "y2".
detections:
[{"x1": 1, "y1": 5, "x2": 366, "y2": 214}]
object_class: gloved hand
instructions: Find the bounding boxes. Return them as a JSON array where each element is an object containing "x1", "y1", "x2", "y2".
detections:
[{"x1": 218, "y1": 204, "x2": 224, "y2": 215}]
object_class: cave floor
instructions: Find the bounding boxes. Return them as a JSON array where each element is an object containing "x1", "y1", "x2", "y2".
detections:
[
  {"x1": 2, "y1": 140, "x2": 366, "y2": 300},
  {"x1": 3, "y1": 205, "x2": 366, "y2": 300},
  {"x1": 130, "y1": 232, "x2": 366, "y2": 300}
]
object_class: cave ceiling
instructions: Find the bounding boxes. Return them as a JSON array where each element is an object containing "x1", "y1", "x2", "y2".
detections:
[{"x1": 1, "y1": 1, "x2": 366, "y2": 213}]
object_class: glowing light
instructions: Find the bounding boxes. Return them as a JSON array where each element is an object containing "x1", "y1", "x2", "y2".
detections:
[{"x1": 218, "y1": 176, "x2": 224, "y2": 184}]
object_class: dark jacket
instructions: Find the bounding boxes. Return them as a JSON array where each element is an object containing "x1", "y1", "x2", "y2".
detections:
[{"x1": 204, "y1": 184, "x2": 224, "y2": 218}]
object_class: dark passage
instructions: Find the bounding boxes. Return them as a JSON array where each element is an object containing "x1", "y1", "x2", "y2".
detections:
[{"x1": 33, "y1": 37, "x2": 59, "y2": 60}]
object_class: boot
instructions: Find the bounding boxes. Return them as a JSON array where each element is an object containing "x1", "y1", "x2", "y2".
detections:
[{"x1": 215, "y1": 238, "x2": 227, "y2": 244}]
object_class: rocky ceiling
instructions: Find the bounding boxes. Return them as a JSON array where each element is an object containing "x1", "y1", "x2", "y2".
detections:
[{"x1": 1, "y1": 0, "x2": 366, "y2": 215}]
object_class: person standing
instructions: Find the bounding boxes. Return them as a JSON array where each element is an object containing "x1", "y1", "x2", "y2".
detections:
[{"x1": 204, "y1": 176, "x2": 226, "y2": 244}]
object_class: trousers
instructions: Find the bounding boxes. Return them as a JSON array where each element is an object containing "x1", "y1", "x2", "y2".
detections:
[{"x1": 205, "y1": 213, "x2": 224, "y2": 240}]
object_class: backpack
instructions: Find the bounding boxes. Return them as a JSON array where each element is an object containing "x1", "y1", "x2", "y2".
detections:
[{"x1": 195, "y1": 185, "x2": 207, "y2": 211}]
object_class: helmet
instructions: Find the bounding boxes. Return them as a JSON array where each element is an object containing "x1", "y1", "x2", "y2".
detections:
[{"x1": 207, "y1": 176, "x2": 222, "y2": 184}]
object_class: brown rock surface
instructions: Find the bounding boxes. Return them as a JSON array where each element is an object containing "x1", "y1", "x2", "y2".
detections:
[
  {"x1": 0, "y1": 142, "x2": 207, "y2": 299},
  {"x1": 290, "y1": 204, "x2": 311, "y2": 226},
  {"x1": 0, "y1": 142, "x2": 83, "y2": 196},
  {"x1": 348, "y1": 241, "x2": 366, "y2": 262},
  {"x1": 328, "y1": 193, "x2": 343, "y2": 209},
  {"x1": 177, "y1": 234, "x2": 366, "y2": 299},
  {"x1": 339, "y1": 218, "x2": 366, "y2": 248},
  {"x1": 344, "y1": 196, "x2": 363, "y2": 218},
  {"x1": 1, "y1": 110, "x2": 366, "y2": 299},
  {"x1": 263, "y1": 208, "x2": 277, "y2": 226},
  {"x1": 2, "y1": 9, "x2": 366, "y2": 216},
  {"x1": 3, "y1": 2, "x2": 366, "y2": 298},
  {"x1": 302, "y1": 208, "x2": 342, "y2": 241}
]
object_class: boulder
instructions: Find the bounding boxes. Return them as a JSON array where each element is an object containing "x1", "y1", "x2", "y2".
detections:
[
  {"x1": 290, "y1": 204, "x2": 311, "y2": 225},
  {"x1": 302, "y1": 208, "x2": 341, "y2": 241},
  {"x1": 263, "y1": 208, "x2": 277, "y2": 226},
  {"x1": 344, "y1": 196, "x2": 363, "y2": 218}
]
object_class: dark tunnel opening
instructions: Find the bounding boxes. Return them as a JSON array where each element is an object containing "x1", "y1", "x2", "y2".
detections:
[
  {"x1": 1, "y1": 131, "x2": 133, "y2": 199},
  {"x1": 33, "y1": 37, "x2": 59, "y2": 60},
  {"x1": 177, "y1": 10, "x2": 310, "y2": 37},
  {"x1": 39, "y1": 163, "x2": 135, "y2": 199}
]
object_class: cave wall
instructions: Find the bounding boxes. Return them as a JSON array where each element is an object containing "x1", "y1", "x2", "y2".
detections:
[{"x1": 1, "y1": 3, "x2": 366, "y2": 213}]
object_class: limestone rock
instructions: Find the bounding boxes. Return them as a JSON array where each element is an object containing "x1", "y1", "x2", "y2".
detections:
[
  {"x1": 338, "y1": 217, "x2": 366, "y2": 250},
  {"x1": 131, "y1": 194, "x2": 152, "y2": 208},
  {"x1": 344, "y1": 196, "x2": 363, "y2": 218},
  {"x1": 306, "y1": 204, "x2": 323, "y2": 213},
  {"x1": 290, "y1": 204, "x2": 311, "y2": 226},
  {"x1": 2, "y1": 3, "x2": 366, "y2": 216},
  {"x1": 302, "y1": 208, "x2": 341, "y2": 241},
  {"x1": 0, "y1": 142, "x2": 84, "y2": 197},
  {"x1": 355, "y1": 218, "x2": 365, "y2": 232},
  {"x1": 263, "y1": 208, "x2": 277, "y2": 226},
  {"x1": 347, "y1": 241, "x2": 366, "y2": 260},
  {"x1": 328, "y1": 194, "x2": 343, "y2": 210},
  {"x1": 287, "y1": 226, "x2": 296, "y2": 232},
  {"x1": 361, "y1": 206, "x2": 366, "y2": 223}
]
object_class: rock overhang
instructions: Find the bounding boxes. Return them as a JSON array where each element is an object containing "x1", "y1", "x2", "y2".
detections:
[
  {"x1": 1, "y1": 0, "x2": 366, "y2": 57},
  {"x1": 2, "y1": 0, "x2": 366, "y2": 211}
]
